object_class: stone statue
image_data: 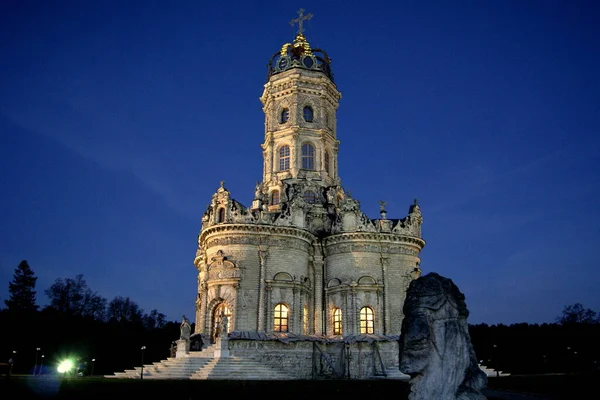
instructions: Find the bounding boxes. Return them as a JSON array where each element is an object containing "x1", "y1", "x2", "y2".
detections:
[
  {"x1": 326, "y1": 187, "x2": 336, "y2": 204},
  {"x1": 399, "y1": 272, "x2": 487, "y2": 400},
  {"x1": 254, "y1": 182, "x2": 263, "y2": 201},
  {"x1": 180, "y1": 315, "x2": 192, "y2": 341}
]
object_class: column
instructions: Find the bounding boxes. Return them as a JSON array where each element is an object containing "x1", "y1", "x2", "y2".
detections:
[{"x1": 257, "y1": 247, "x2": 268, "y2": 331}]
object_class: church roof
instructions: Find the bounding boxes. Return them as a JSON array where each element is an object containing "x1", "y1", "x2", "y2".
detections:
[{"x1": 266, "y1": 10, "x2": 334, "y2": 82}]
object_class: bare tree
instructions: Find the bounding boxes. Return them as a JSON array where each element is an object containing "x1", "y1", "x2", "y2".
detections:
[
  {"x1": 143, "y1": 309, "x2": 167, "y2": 330},
  {"x1": 556, "y1": 303, "x2": 597, "y2": 324},
  {"x1": 107, "y1": 296, "x2": 143, "y2": 323},
  {"x1": 44, "y1": 274, "x2": 106, "y2": 319}
]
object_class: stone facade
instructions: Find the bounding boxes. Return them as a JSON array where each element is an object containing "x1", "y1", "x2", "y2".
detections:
[{"x1": 192, "y1": 26, "x2": 426, "y2": 366}]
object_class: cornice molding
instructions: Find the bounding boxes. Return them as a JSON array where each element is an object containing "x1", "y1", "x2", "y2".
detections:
[
  {"x1": 200, "y1": 223, "x2": 315, "y2": 244},
  {"x1": 324, "y1": 232, "x2": 426, "y2": 250}
]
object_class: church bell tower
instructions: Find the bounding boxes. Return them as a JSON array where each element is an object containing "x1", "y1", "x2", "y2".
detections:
[{"x1": 258, "y1": 9, "x2": 342, "y2": 211}]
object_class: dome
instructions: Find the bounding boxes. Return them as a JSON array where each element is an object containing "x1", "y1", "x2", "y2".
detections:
[{"x1": 267, "y1": 11, "x2": 334, "y2": 82}]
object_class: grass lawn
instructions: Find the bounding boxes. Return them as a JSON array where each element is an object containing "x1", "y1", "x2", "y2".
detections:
[
  {"x1": 1, "y1": 372, "x2": 596, "y2": 399},
  {"x1": 0, "y1": 377, "x2": 411, "y2": 399}
]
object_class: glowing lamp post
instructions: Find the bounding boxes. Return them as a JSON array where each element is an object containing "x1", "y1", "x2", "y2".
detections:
[
  {"x1": 91, "y1": 358, "x2": 96, "y2": 377},
  {"x1": 40, "y1": 355, "x2": 45, "y2": 375},
  {"x1": 9, "y1": 350, "x2": 16, "y2": 377},
  {"x1": 34, "y1": 348, "x2": 41, "y2": 376},
  {"x1": 493, "y1": 344, "x2": 499, "y2": 377},
  {"x1": 140, "y1": 346, "x2": 146, "y2": 380}
]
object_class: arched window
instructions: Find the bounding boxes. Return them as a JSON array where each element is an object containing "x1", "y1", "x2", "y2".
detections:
[
  {"x1": 304, "y1": 190, "x2": 317, "y2": 204},
  {"x1": 274, "y1": 303, "x2": 289, "y2": 332},
  {"x1": 303, "y1": 305, "x2": 309, "y2": 335},
  {"x1": 217, "y1": 208, "x2": 225, "y2": 223},
  {"x1": 359, "y1": 306, "x2": 374, "y2": 334},
  {"x1": 324, "y1": 151, "x2": 330, "y2": 174},
  {"x1": 302, "y1": 143, "x2": 315, "y2": 170},
  {"x1": 280, "y1": 108, "x2": 289, "y2": 123},
  {"x1": 279, "y1": 145, "x2": 290, "y2": 171},
  {"x1": 303, "y1": 106, "x2": 313, "y2": 122},
  {"x1": 271, "y1": 190, "x2": 280, "y2": 205},
  {"x1": 333, "y1": 308, "x2": 343, "y2": 336}
]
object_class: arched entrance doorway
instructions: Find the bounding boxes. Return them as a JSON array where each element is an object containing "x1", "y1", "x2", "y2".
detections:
[{"x1": 212, "y1": 303, "x2": 231, "y2": 343}]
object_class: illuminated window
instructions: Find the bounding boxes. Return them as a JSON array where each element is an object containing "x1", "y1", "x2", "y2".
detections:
[
  {"x1": 324, "y1": 151, "x2": 330, "y2": 174},
  {"x1": 303, "y1": 106, "x2": 313, "y2": 122},
  {"x1": 271, "y1": 190, "x2": 280, "y2": 205},
  {"x1": 359, "y1": 306, "x2": 374, "y2": 334},
  {"x1": 333, "y1": 308, "x2": 343, "y2": 336},
  {"x1": 279, "y1": 145, "x2": 290, "y2": 171},
  {"x1": 304, "y1": 190, "x2": 317, "y2": 204},
  {"x1": 302, "y1": 143, "x2": 315, "y2": 170},
  {"x1": 217, "y1": 208, "x2": 225, "y2": 223},
  {"x1": 281, "y1": 108, "x2": 289, "y2": 123},
  {"x1": 303, "y1": 305, "x2": 309, "y2": 335},
  {"x1": 274, "y1": 303, "x2": 289, "y2": 332}
]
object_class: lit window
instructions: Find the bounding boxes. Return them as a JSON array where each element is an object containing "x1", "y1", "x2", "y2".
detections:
[
  {"x1": 324, "y1": 151, "x2": 330, "y2": 174},
  {"x1": 333, "y1": 308, "x2": 342, "y2": 336},
  {"x1": 303, "y1": 106, "x2": 313, "y2": 122},
  {"x1": 274, "y1": 303, "x2": 289, "y2": 332},
  {"x1": 271, "y1": 190, "x2": 280, "y2": 205},
  {"x1": 302, "y1": 143, "x2": 315, "y2": 170},
  {"x1": 359, "y1": 306, "x2": 374, "y2": 334},
  {"x1": 304, "y1": 190, "x2": 317, "y2": 204},
  {"x1": 303, "y1": 305, "x2": 309, "y2": 335},
  {"x1": 281, "y1": 108, "x2": 289, "y2": 123},
  {"x1": 279, "y1": 145, "x2": 290, "y2": 171},
  {"x1": 217, "y1": 208, "x2": 225, "y2": 223}
]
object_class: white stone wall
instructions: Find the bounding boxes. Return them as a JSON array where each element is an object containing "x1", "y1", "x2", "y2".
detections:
[{"x1": 227, "y1": 339, "x2": 400, "y2": 380}]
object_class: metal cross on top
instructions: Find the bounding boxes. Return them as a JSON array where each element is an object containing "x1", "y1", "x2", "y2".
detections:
[{"x1": 289, "y1": 8, "x2": 313, "y2": 34}]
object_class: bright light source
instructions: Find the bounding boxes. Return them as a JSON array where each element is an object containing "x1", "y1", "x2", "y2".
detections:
[{"x1": 57, "y1": 359, "x2": 75, "y2": 373}]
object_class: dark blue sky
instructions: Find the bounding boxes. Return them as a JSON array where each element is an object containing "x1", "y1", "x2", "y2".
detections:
[{"x1": 1, "y1": 1, "x2": 599, "y2": 325}]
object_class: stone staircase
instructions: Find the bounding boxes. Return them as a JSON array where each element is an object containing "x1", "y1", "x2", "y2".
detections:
[
  {"x1": 190, "y1": 356, "x2": 296, "y2": 380},
  {"x1": 478, "y1": 364, "x2": 511, "y2": 377},
  {"x1": 370, "y1": 363, "x2": 509, "y2": 380},
  {"x1": 105, "y1": 343, "x2": 296, "y2": 380}
]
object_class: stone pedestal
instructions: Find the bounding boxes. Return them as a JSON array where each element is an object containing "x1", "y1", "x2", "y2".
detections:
[
  {"x1": 214, "y1": 336, "x2": 230, "y2": 358},
  {"x1": 175, "y1": 339, "x2": 189, "y2": 358}
]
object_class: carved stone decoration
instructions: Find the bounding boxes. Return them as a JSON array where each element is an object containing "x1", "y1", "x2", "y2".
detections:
[
  {"x1": 207, "y1": 250, "x2": 242, "y2": 281},
  {"x1": 399, "y1": 273, "x2": 487, "y2": 400}
]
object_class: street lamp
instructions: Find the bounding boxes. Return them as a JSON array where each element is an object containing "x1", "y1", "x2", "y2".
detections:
[
  {"x1": 140, "y1": 346, "x2": 146, "y2": 380},
  {"x1": 91, "y1": 358, "x2": 95, "y2": 377},
  {"x1": 34, "y1": 348, "x2": 41, "y2": 376},
  {"x1": 493, "y1": 345, "x2": 499, "y2": 377},
  {"x1": 9, "y1": 350, "x2": 16, "y2": 377},
  {"x1": 40, "y1": 355, "x2": 45, "y2": 375}
]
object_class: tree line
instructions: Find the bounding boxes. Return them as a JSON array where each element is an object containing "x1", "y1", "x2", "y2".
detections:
[
  {"x1": 469, "y1": 304, "x2": 600, "y2": 375},
  {"x1": 1, "y1": 260, "x2": 181, "y2": 376},
  {"x1": 2, "y1": 260, "x2": 599, "y2": 376}
]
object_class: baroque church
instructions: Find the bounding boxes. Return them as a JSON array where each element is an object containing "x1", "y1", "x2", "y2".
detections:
[{"x1": 192, "y1": 11, "x2": 425, "y2": 356}]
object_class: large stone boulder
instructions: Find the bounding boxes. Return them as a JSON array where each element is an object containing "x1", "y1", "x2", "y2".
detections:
[{"x1": 399, "y1": 272, "x2": 487, "y2": 400}]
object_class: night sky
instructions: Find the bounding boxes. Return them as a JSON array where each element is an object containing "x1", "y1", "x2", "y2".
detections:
[{"x1": 1, "y1": 1, "x2": 599, "y2": 325}]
